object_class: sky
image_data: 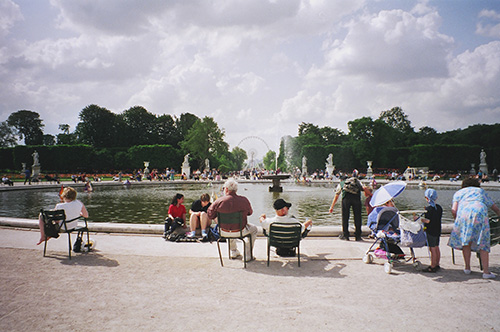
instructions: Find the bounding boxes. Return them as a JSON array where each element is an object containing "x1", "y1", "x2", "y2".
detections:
[{"x1": 1, "y1": 0, "x2": 500, "y2": 159}]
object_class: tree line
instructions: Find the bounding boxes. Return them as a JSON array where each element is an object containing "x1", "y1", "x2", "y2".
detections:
[{"x1": 1, "y1": 105, "x2": 499, "y2": 174}]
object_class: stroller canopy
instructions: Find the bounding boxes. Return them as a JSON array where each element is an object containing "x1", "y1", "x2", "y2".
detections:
[{"x1": 371, "y1": 206, "x2": 400, "y2": 233}]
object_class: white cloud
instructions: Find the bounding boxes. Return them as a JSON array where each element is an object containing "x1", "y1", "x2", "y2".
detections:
[
  {"x1": 0, "y1": 0, "x2": 22, "y2": 36},
  {"x1": 1, "y1": 0, "x2": 500, "y2": 158},
  {"x1": 476, "y1": 9, "x2": 500, "y2": 38}
]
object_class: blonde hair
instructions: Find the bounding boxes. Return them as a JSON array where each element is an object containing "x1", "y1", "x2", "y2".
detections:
[{"x1": 60, "y1": 187, "x2": 77, "y2": 201}]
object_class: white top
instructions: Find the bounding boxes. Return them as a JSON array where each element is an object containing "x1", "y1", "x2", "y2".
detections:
[
  {"x1": 55, "y1": 200, "x2": 84, "y2": 230},
  {"x1": 261, "y1": 215, "x2": 305, "y2": 233}
]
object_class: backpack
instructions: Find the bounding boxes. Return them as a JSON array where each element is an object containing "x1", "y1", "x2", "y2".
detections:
[
  {"x1": 163, "y1": 217, "x2": 184, "y2": 237},
  {"x1": 41, "y1": 210, "x2": 61, "y2": 239},
  {"x1": 207, "y1": 224, "x2": 220, "y2": 242},
  {"x1": 342, "y1": 178, "x2": 361, "y2": 195}
]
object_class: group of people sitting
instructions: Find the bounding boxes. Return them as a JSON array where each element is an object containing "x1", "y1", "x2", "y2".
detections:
[
  {"x1": 163, "y1": 178, "x2": 312, "y2": 261},
  {"x1": 35, "y1": 176, "x2": 500, "y2": 277}
]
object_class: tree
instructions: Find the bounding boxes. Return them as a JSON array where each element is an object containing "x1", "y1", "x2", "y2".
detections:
[
  {"x1": 56, "y1": 124, "x2": 76, "y2": 145},
  {"x1": 43, "y1": 134, "x2": 56, "y2": 146},
  {"x1": 0, "y1": 121, "x2": 17, "y2": 147},
  {"x1": 120, "y1": 106, "x2": 157, "y2": 146},
  {"x1": 320, "y1": 127, "x2": 347, "y2": 145},
  {"x1": 263, "y1": 150, "x2": 277, "y2": 170},
  {"x1": 75, "y1": 104, "x2": 122, "y2": 147},
  {"x1": 231, "y1": 147, "x2": 248, "y2": 170},
  {"x1": 347, "y1": 117, "x2": 375, "y2": 166},
  {"x1": 417, "y1": 126, "x2": 438, "y2": 145},
  {"x1": 379, "y1": 107, "x2": 413, "y2": 134},
  {"x1": 180, "y1": 116, "x2": 229, "y2": 168},
  {"x1": 7, "y1": 110, "x2": 44, "y2": 145},
  {"x1": 176, "y1": 113, "x2": 199, "y2": 140},
  {"x1": 156, "y1": 114, "x2": 179, "y2": 146}
]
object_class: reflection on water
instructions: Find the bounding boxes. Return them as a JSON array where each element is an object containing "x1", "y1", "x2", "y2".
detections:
[{"x1": 1, "y1": 182, "x2": 499, "y2": 226}]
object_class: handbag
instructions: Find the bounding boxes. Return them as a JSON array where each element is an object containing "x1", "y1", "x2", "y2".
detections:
[{"x1": 41, "y1": 210, "x2": 61, "y2": 238}]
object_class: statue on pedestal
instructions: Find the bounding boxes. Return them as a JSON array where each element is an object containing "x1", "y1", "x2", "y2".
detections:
[
  {"x1": 181, "y1": 154, "x2": 191, "y2": 179},
  {"x1": 32, "y1": 150, "x2": 39, "y2": 166},
  {"x1": 301, "y1": 156, "x2": 308, "y2": 177},
  {"x1": 366, "y1": 161, "x2": 373, "y2": 179},
  {"x1": 325, "y1": 153, "x2": 335, "y2": 179},
  {"x1": 479, "y1": 149, "x2": 488, "y2": 175}
]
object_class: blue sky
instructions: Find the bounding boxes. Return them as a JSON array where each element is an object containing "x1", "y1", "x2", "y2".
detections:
[{"x1": 1, "y1": 0, "x2": 500, "y2": 158}]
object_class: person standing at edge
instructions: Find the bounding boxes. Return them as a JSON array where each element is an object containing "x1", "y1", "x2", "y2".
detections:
[
  {"x1": 207, "y1": 178, "x2": 257, "y2": 261},
  {"x1": 329, "y1": 170, "x2": 369, "y2": 241}
]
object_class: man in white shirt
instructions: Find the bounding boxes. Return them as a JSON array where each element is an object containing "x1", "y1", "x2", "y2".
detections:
[{"x1": 260, "y1": 199, "x2": 312, "y2": 256}]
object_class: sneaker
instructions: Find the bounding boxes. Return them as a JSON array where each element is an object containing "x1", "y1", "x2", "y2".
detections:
[
  {"x1": 230, "y1": 250, "x2": 242, "y2": 259},
  {"x1": 483, "y1": 273, "x2": 496, "y2": 279},
  {"x1": 463, "y1": 269, "x2": 471, "y2": 275},
  {"x1": 187, "y1": 231, "x2": 196, "y2": 238}
]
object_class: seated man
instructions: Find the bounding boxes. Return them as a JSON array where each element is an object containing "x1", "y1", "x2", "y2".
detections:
[
  {"x1": 2, "y1": 175, "x2": 14, "y2": 186},
  {"x1": 260, "y1": 198, "x2": 312, "y2": 257},
  {"x1": 207, "y1": 178, "x2": 257, "y2": 261},
  {"x1": 187, "y1": 193, "x2": 212, "y2": 239}
]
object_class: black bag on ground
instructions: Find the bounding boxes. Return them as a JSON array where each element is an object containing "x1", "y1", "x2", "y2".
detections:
[
  {"x1": 73, "y1": 236, "x2": 82, "y2": 252},
  {"x1": 164, "y1": 217, "x2": 184, "y2": 236}
]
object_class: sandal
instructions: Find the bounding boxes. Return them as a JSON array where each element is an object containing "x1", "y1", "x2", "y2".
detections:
[{"x1": 423, "y1": 266, "x2": 438, "y2": 273}]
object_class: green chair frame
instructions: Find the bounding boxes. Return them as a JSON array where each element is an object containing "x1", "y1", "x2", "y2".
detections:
[
  {"x1": 41, "y1": 209, "x2": 90, "y2": 260},
  {"x1": 216, "y1": 212, "x2": 252, "y2": 268},
  {"x1": 267, "y1": 222, "x2": 302, "y2": 267}
]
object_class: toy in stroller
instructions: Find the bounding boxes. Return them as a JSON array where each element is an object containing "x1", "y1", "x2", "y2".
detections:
[{"x1": 363, "y1": 207, "x2": 427, "y2": 274}]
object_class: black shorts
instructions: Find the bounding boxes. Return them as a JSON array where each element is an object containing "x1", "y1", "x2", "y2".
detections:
[{"x1": 426, "y1": 233, "x2": 440, "y2": 247}]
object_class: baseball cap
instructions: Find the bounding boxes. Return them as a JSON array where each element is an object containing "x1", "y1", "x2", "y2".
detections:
[{"x1": 273, "y1": 198, "x2": 292, "y2": 210}]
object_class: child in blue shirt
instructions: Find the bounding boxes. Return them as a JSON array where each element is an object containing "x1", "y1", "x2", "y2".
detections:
[{"x1": 421, "y1": 189, "x2": 443, "y2": 272}]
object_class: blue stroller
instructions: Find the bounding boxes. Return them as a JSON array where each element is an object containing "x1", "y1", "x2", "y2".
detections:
[{"x1": 363, "y1": 207, "x2": 427, "y2": 274}]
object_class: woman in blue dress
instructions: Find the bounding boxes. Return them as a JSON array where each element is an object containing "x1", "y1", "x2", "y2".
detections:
[{"x1": 448, "y1": 177, "x2": 500, "y2": 279}]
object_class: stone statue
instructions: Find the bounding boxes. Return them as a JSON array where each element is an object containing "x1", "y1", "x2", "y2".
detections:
[
  {"x1": 205, "y1": 158, "x2": 210, "y2": 171},
  {"x1": 480, "y1": 149, "x2": 487, "y2": 164},
  {"x1": 326, "y1": 153, "x2": 333, "y2": 167},
  {"x1": 479, "y1": 149, "x2": 488, "y2": 175},
  {"x1": 32, "y1": 150, "x2": 39, "y2": 166},
  {"x1": 183, "y1": 154, "x2": 190, "y2": 166},
  {"x1": 302, "y1": 156, "x2": 307, "y2": 168}
]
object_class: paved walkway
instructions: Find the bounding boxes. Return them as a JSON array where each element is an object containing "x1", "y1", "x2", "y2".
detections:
[{"x1": 0, "y1": 226, "x2": 499, "y2": 332}]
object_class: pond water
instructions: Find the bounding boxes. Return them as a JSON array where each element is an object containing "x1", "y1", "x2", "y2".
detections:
[{"x1": 1, "y1": 182, "x2": 499, "y2": 226}]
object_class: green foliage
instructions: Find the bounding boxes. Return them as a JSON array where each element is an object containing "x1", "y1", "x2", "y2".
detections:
[
  {"x1": 12, "y1": 145, "x2": 94, "y2": 173},
  {"x1": 263, "y1": 150, "x2": 276, "y2": 170},
  {"x1": 0, "y1": 148, "x2": 15, "y2": 170},
  {"x1": 7, "y1": 110, "x2": 44, "y2": 145},
  {"x1": 127, "y1": 145, "x2": 183, "y2": 170},
  {"x1": 0, "y1": 121, "x2": 17, "y2": 147},
  {"x1": 180, "y1": 117, "x2": 228, "y2": 169},
  {"x1": 120, "y1": 106, "x2": 158, "y2": 146},
  {"x1": 76, "y1": 104, "x2": 122, "y2": 147},
  {"x1": 231, "y1": 147, "x2": 247, "y2": 170}
]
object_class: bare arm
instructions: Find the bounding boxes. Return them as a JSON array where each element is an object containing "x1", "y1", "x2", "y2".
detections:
[
  {"x1": 451, "y1": 201, "x2": 458, "y2": 219},
  {"x1": 80, "y1": 204, "x2": 89, "y2": 218},
  {"x1": 329, "y1": 193, "x2": 340, "y2": 213},
  {"x1": 492, "y1": 203, "x2": 500, "y2": 216}
]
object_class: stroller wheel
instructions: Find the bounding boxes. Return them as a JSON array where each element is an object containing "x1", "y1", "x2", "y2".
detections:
[
  {"x1": 363, "y1": 254, "x2": 374, "y2": 264},
  {"x1": 384, "y1": 262, "x2": 393, "y2": 274},
  {"x1": 413, "y1": 261, "x2": 422, "y2": 270}
]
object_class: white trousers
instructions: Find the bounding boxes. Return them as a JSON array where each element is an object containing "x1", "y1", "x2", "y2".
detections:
[{"x1": 221, "y1": 224, "x2": 258, "y2": 260}]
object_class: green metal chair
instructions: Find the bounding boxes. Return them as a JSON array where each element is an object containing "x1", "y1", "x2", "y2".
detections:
[
  {"x1": 267, "y1": 222, "x2": 302, "y2": 267},
  {"x1": 41, "y1": 209, "x2": 90, "y2": 260},
  {"x1": 216, "y1": 212, "x2": 252, "y2": 268}
]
